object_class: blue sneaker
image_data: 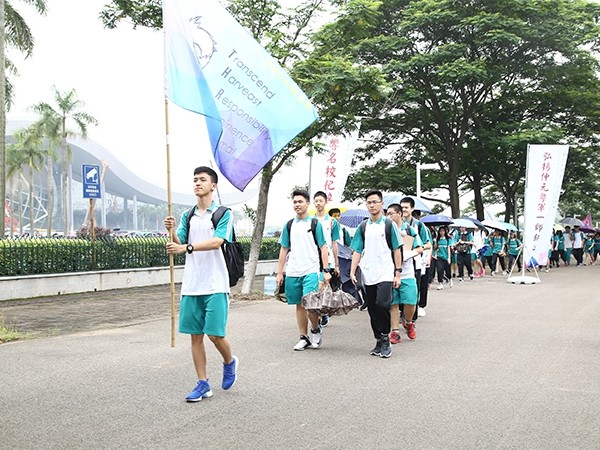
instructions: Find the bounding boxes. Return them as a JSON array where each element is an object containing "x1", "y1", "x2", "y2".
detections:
[
  {"x1": 222, "y1": 356, "x2": 238, "y2": 390},
  {"x1": 185, "y1": 379, "x2": 212, "y2": 402}
]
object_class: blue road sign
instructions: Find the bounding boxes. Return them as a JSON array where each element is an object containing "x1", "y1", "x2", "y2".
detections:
[{"x1": 82, "y1": 164, "x2": 101, "y2": 199}]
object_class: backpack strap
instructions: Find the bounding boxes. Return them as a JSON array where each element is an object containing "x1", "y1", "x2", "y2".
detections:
[
  {"x1": 185, "y1": 205, "x2": 197, "y2": 243},
  {"x1": 310, "y1": 218, "x2": 324, "y2": 272},
  {"x1": 359, "y1": 217, "x2": 399, "y2": 264},
  {"x1": 286, "y1": 218, "x2": 323, "y2": 271},
  {"x1": 211, "y1": 206, "x2": 233, "y2": 243}
]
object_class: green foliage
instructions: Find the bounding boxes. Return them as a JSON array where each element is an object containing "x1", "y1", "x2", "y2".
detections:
[{"x1": 0, "y1": 235, "x2": 284, "y2": 276}]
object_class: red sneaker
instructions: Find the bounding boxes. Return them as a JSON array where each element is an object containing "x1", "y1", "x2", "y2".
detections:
[
  {"x1": 390, "y1": 330, "x2": 401, "y2": 344},
  {"x1": 404, "y1": 322, "x2": 416, "y2": 340}
]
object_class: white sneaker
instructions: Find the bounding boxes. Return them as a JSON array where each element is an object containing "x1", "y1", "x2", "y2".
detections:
[
  {"x1": 437, "y1": 283, "x2": 444, "y2": 290},
  {"x1": 449, "y1": 278, "x2": 454, "y2": 288},
  {"x1": 502, "y1": 271, "x2": 507, "y2": 276},
  {"x1": 418, "y1": 307, "x2": 427, "y2": 317},
  {"x1": 491, "y1": 271, "x2": 495, "y2": 276},
  {"x1": 293, "y1": 335, "x2": 311, "y2": 351},
  {"x1": 310, "y1": 328, "x2": 322, "y2": 349}
]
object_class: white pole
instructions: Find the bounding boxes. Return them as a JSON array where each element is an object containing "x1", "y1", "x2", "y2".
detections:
[{"x1": 416, "y1": 161, "x2": 422, "y2": 198}]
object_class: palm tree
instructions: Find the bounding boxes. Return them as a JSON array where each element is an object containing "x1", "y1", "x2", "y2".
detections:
[
  {"x1": 1, "y1": 0, "x2": 48, "y2": 236},
  {"x1": 9, "y1": 126, "x2": 45, "y2": 232},
  {"x1": 31, "y1": 86, "x2": 97, "y2": 234}
]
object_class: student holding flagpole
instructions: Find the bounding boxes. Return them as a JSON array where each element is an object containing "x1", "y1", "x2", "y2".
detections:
[{"x1": 165, "y1": 166, "x2": 238, "y2": 402}]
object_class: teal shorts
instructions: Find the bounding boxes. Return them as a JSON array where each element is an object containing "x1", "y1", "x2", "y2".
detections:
[
  {"x1": 392, "y1": 278, "x2": 418, "y2": 306},
  {"x1": 179, "y1": 293, "x2": 229, "y2": 337},
  {"x1": 285, "y1": 273, "x2": 319, "y2": 305}
]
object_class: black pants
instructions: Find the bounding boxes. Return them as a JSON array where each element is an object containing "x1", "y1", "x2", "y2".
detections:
[
  {"x1": 508, "y1": 253, "x2": 522, "y2": 271},
  {"x1": 364, "y1": 282, "x2": 392, "y2": 339},
  {"x1": 572, "y1": 248, "x2": 584, "y2": 265},
  {"x1": 457, "y1": 252, "x2": 473, "y2": 277},
  {"x1": 492, "y1": 253, "x2": 506, "y2": 272},
  {"x1": 436, "y1": 259, "x2": 451, "y2": 283},
  {"x1": 481, "y1": 255, "x2": 493, "y2": 271},
  {"x1": 419, "y1": 266, "x2": 430, "y2": 308}
]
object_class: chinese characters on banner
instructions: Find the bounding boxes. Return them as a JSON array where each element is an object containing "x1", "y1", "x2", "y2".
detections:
[
  {"x1": 310, "y1": 131, "x2": 359, "y2": 202},
  {"x1": 523, "y1": 144, "x2": 569, "y2": 267}
]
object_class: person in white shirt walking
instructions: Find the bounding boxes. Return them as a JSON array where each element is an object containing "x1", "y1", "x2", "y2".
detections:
[{"x1": 350, "y1": 190, "x2": 403, "y2": 358}]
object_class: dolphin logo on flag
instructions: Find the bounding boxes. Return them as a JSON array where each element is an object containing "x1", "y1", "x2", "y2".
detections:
[{"x1": 163, "y1": 0, "x2": 319, "y2": 191}]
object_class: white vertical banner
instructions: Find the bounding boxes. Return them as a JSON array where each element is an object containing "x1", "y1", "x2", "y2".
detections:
[
  {"x1": 310, "y1": 130, "x2": 359, "y2": 202},
  {"x1": 523, "y1": 144, "x2": 569, "y2": 267}
]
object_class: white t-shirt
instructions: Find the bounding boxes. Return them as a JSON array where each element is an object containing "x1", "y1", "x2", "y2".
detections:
[
  {"x1": 351, "y1": 218, "x2": 401, "y2": 285},
  {"x1": 573, "y1": 231, "x2": 584, "y2": 249},
  {"x1": 564, "y1": 232, "x2": 573, "y2": 249},
  {"x1": 178, "y1": 205, "x2": 231, "y2": 295},
  {"x1": 280, "y1": 218, "x2": 325, "y2": 277}
]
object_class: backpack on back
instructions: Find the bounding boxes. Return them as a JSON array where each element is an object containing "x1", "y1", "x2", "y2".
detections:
[
  {"x1": 186, "y1": 205, "x2": 245, "y2": 287},
  {"x1": 286, "y1": 218, "x2": 323, "y2": 272}
]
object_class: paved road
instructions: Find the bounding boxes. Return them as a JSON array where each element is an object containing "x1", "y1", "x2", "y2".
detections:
[{"x1": 1, "y1": 267, "x2": 599, "y2": 449}]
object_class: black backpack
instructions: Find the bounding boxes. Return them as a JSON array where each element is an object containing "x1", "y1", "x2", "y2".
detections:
[
  {"x1": 186, "y1": 205, "x2": 244, "y2": 287},
  {"x1": 286, "y1": 217, "x2": 323, "y2": 272}
]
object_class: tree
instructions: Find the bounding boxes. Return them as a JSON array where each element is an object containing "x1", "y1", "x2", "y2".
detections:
[
  {"x1": 31, "y1": 86, "x2": 97, "y2": 234},
  {"x1": 101, "y1": 0, "x2": 386, "y2": 294},
  {"x1": 1, "y1": 0, "x2": 47, "y2": 236},
  {"x1": 336, "y1": 0, "x2": 600, "y2": 218},
  {"x1": 7, "y1": 126, "x2": 45, "y2": 232}
]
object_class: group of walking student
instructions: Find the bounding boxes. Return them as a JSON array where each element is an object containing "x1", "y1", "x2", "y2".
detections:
[
  {"x1": 429, "y1": 226, "x2": 523, "y2": 289},
  {"x1": 164, "y1": 166, "x2": 597, "y2": 403},
  {"x1": 276, "y1": 190, "x2": 432, "y2": 359}
]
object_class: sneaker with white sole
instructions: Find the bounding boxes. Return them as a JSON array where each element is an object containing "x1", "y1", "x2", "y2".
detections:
[
  {"x1": 437, "y1": 283, "x2": 443, "y2": 290},
  {"x1": 185, "y1": 379, "x2": 213, "y2": 402},
  {"x1": 222, "y1": 356, "x2": 238, "y2": 390},
  {"x1": 449, "y1": 278, "x2": 454, "y2": 288},
  {"x1": 310, "y1": 328, "x2": 322, "y2": 348},
  {"x1": 293, "y1": 335, "x2": 311, "y2": 351},
  {"x1": 370, "y1": 339, "x2": 382, "y2": 356},
  {"x1": 379, "y1": 335, "x2": 392, "y2": 358},
  {"x1": 417, "y1": 307, "x2": 426, "y2": 317}
]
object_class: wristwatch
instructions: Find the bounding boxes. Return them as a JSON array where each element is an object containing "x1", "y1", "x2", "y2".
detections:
[
  {"x1": 395, "y1": 268, "x2": 402, "y2": 273},
  {"x1": 186, "y1": 244, "x2": 194, "y2": 254}
]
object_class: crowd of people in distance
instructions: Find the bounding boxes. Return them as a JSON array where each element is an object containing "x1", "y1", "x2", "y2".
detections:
[{"x1": 548, "y1": 226, "x2": 600, "y2": 268}]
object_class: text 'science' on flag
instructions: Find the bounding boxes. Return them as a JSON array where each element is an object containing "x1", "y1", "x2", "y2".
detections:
[{"x1": 163, "y1": 0, "x2": 319, "y2": 191}]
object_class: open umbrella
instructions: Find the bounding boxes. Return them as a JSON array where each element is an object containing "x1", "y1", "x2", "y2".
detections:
[
  {"x1": 501, "y1": 222, "x2": 519, "y2": 232},
  {"x1": 382, "y1": 193, "x2": 432, "y2": 213},
  {"x1": 560, "y1": 217, "x2": 584, "y2": 227},
  {"x1": 421, "y1": 214, "x2": 453, "y2": 226},
  {"x1": 307, "y1": 202, "x2": 351, "y2": 216},
  {"x1": 462, "y1": 217, "x2": 486, "y2": 230},
  {"x1": 339, "y1": 209, "x2": 369, "y2": 228},
  {"x1": 482, "y1": 219, "x2": 508, "y2": 232},
  {"x1": 449, "y1": 218, "x2": 478, "y2": 230},
  {"x1": 579, "y1": 226, "x2": 596, "y2": 233},
  {"x1": 553, "y1": 223, "x2": 565, "y2": 231}
]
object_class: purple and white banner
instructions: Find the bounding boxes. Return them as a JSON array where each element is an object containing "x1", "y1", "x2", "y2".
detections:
[{"x1": 523, "y1": 144, "x2": 569, "y2": 267}]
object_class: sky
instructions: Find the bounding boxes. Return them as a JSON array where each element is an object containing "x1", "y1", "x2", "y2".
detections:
[{"x1": 7, "y1": 0, "x2": 313, "y2": 228}]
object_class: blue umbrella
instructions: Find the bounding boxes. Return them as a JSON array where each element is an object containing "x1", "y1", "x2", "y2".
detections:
[
  {"x1": 339, "y1": 209, "x2": 369, "y2": 228},
  {"x1": 382, "y1": 193, "x2": 432, "y2": 213},
  {"x1": 420, "y1": 214, "x2": 454, "y2": 226}
]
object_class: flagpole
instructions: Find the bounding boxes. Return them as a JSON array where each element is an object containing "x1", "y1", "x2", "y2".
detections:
[{"x1": 165, "y1": 97, "x2": 176, "y2": 348}]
